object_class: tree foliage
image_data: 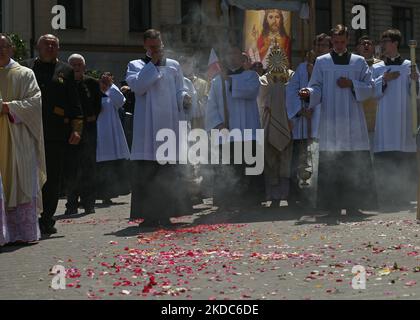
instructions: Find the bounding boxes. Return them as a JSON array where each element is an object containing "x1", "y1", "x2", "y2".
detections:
[{"x1": 7, "y1": 33, "x2": 28, "y2": 62}]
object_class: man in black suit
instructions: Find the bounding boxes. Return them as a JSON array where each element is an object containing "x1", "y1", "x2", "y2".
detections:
[
  {"x1": 65, "y1": 53, "x2": 102, "y2": 216},
  {"x1": 21, "y1": 34, "x2": 84, "y2": 235}
]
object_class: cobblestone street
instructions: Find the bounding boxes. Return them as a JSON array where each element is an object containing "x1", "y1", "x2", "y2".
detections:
[{"x1": 1, "y1": 195, "x2": 419, "y2": 300}]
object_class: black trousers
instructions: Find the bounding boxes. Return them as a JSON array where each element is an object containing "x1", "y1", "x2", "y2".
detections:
[
  {"x1": 213, "y1": 141, "x2": 265, "y2": 208},
  {"x1": 66, "y1": 123, "x2": 97, "y2": 211},
  {"x1": 40, "y1": 141, "x2": 67, "y2": 227},
  {"x1": 374, "y1": 152, "x2": 417, "y2": 204},
  {"x1": 122, "y1": 113, "x2": 134, "y2": 151},
  {"x1": 317, "y1": 151, "x2": 378, "y2": 211},
  {"x1": 130, "y1": 161, "x2": 191, "y2": 222},
  {"x1": 96, "y1": 159, "x2": 131, "y2": 200}
]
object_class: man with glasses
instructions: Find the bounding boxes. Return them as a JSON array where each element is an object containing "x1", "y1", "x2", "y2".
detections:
[
  {"x1": 286, "y1": 33, "x2": 331, "y2": 209},
  {"x1": 21, "y1": 34, "x2": 84, "y2": 235},
  {"x1": 356, "y1": 35, "x2": 382, "y2": 152},
  {"x1": 371, "y1": 29, "x2": 420, "y2": 207}
]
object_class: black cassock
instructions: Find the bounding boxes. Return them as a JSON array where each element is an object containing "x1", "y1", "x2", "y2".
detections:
[
  {"x1": 65, "y1": 76, "x2": 102, "y2": 212},
  {"x1": 21, "y1": 58, "x2": 83, "y2": 229}
]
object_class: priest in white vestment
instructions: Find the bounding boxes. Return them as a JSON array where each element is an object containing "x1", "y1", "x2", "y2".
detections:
[
  {"x1": 126, "y1": 29, "x2": 191, "y2": 228},
  {"x1": 286, "y1": 33, "x2": 330, "y2": 208},
  {"x1": 372, "y1": 29, "x2": 420, "y2": 206},
  {"x1": 206, "y1": 45, "x2": 264, "y2": 209},
  {"x1": 299, "y1": 25, "x2": 377, "y2": 217},
  {"x1": 0, "y1": 173, "x2": 6, "y2": 246},
  {"x1": 258, "y1": 69, "x2": 294, "y2": 205},
  {"x1": 0, "y1": 34, "x2": 46, "y2": 245}
]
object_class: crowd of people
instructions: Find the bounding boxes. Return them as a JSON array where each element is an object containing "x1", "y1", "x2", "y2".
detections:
[{"x1": 1, "y1": 23, "x2": 419, "y2": 247}]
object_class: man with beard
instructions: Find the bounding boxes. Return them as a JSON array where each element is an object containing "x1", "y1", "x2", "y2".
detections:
[{"x1": 256, "y1": 9, "x2": 291, "y2": 67}]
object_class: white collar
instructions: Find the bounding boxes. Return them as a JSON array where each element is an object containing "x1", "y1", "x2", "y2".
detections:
[
  {"x1": 386, "y1": 54, "x2": 401, "y2": 61},
  {"x1": 1, "y1": 59, "x2": 15, "y2": 69},
  {"x1": 333, "y1": 49, "x2": 348, "y2": 57},
  {"x1": 229, "y1": 66, "x2": 242, "y2": 73}
]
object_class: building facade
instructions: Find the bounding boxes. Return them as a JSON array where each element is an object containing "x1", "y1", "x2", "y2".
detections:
[{"x1": 1, "y1": 0, "x2": 419, "y2": 81}]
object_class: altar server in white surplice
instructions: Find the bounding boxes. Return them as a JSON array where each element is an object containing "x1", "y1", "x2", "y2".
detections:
[
  {"x1": 286, "y1": 33, "x2": 331, "y2": 208},
  {"x1": 95, "y1": 73, "x2": 131, "y2": 204},
  {"x1": 355, "y1": 35, "x2": 383, "y2": 153},
  {"x1": 126, "y1": 29, "x2": 191, "y2": 229},
  {"x1": 206, "y1": 45, "x2": 264, "y2": 209},
  {"x1": 299, "y1": 25, "x2": 377, "y2": 217},
  {"x1": 372, "y1": 29, "x2": 420, "y2": 207},
  {"x1": 96, "y1": 77, "x2": 129, "y2": 163}
]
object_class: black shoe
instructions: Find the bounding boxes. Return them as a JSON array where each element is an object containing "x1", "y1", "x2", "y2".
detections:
[
  {"x1": 346, "y1": 209, "x2": 366, "y2": 217},
  {"x1": 159, "y1": 218, "x2": 173, "y2": 228},
  {"x1": 64, "y1": 209, "x2": 78, "y2": 216},
  {"x1": 138, "y1": 219, "x2": 161, "y2": 228},
  {"x1": 328, "y1": 209, "x2": 342, "y2": 217},
  {"x1": 39, "y1": 223, "x2": 57, "y2": 235},
  {"x1": 138, "y1": 219, "x2": 161, "y2": 232},
  {"x1": 84, "y1": 208, "x2": 96, "y2": 215},
  {"x1": 102, "y1": 199, "x2": 115, "y2": 206}
]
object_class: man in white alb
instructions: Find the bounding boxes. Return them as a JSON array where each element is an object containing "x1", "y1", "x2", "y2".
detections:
[
  {"x1": 299, "y1": 25, "x2": 377, "y2": 217},
  {"x1": 126, "y1": 29, "x2": 191, "y2": 228}
]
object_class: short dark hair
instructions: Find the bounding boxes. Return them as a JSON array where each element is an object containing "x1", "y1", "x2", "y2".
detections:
[
  {"x1": 313, "y1": 33, "x2": 331, "y2": 47},
  {"x1": 100, "y1": 71, "x2": 114, "y2": 79},
  {"x1": 357, "y1": 35, "x2": 374, "y2": 47},
  {"x1": 0, "y1": 33, "x2": 14, "y2": 47},
  {"x1": 143, "y1": 29, "x2": 161, "y2": 42},
  {"x1": 381, "y1": 29, "x2": 402, "y2": 48},
  {"x1": 330, "y1": 24, "x2": 349, "y2": 38}
]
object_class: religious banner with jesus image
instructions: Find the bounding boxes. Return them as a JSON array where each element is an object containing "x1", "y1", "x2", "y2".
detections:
[{"x1": 244, "y1": 9, "x2": 292, "y2": 68}]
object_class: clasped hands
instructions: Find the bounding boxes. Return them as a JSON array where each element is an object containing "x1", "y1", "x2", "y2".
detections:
[
  {"x1": 337, "y1": 77, "x2": 353, "y2": 89},
  {"x1": 299, "y1": 77, "x2": 353, "y2": 100},
  {"x1": 382, "y1": 70, "x2": 419, "y2": 83}
]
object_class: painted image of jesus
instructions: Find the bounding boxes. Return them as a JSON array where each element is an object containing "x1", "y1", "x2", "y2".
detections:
[{"x1": 245, "y1": 9, "x2": 292, "y2": 68}]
